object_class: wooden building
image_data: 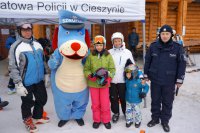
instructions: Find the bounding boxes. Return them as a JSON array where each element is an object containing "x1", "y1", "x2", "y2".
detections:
[
  {"x1": 92, "y1": 0, "x2": 200, "y2": 51},
  {"x1": 0, "y1": 0, "x2": 200, "y2": 59}
]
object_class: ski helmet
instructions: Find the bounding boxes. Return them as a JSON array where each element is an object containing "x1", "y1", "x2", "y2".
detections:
[
  {"x1": 125, "y1": 64, "x2": 139, "y2": 79},
  {"x1": 111, "y1": 32, "x2": 124, "y2": 44},
  {"x1": 93, "y1": 35, "x2": 106, "y2": 46},
  {"x1": 17, "y1": 21, "x2": 32, "y2": 36}
]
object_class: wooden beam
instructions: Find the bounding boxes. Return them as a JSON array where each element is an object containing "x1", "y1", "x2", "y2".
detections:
[
  {"x1": 176, "y1": 0, "x2": 188, "y2": 36},
  {"x1": 160, "y1": 0, "x2": 168, "y2": 26},
  {"x1": 149, "y1": 9, "x2": 154, "y2": 42}
]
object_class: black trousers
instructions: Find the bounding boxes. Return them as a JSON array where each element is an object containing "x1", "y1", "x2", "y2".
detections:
[
  {"x1": 129, "y1": 46, "x2": 138, "y2": 60},
  {"x1": 109, "y1": 83, "x2": 126, "y2": 115},
  {"x1": 21, "y1": 80, "x2": 47, "y2": 120},
  {"x1": 150, "y1": 82, "x2": 175, "y2": 124}
]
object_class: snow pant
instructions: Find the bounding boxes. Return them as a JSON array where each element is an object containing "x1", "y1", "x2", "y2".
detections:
[
  {"x1": 109, "y1": 83, "x2": 126, "y2": 115},
  {"x1": 126, "y1": 102, "x2": 142, "y2": 124},
  {"x1": 150, "y1": 82, "x2": 175, "y2": 124},
  {"x1": 21, "y1": 80, "x2": 47, "y2": 120},
  {"x1": 7, "y1": 75, "x2": 15, "y2": 90},
  {"x1": 90, "y1": 87, "x2": 111, "y2": 123}
]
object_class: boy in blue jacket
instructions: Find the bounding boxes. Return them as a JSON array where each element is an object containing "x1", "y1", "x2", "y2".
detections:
[{"x1": 124, "y1": 59, "x2": 149, "y2": 128}]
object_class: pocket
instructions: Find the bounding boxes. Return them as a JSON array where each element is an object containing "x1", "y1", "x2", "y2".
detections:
[
  {"x1": 148, "y1": 68, "x2": 157, "y2": 81},
  {"x1": 166, "y1": 71, "x2": 176, "y2": 75}
]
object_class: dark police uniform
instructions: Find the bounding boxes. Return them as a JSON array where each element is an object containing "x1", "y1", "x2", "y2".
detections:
[{"x1": 144, "y1": 39, "x2": 186, "y2": 124}]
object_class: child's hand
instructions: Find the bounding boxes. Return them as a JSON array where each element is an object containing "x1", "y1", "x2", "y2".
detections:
[
  {"x1": 139, "y1": 92, "x2": 146, "y2": 99},
  {"x1": 88, "y1": 74, "x2": 97, "y2": 82}
]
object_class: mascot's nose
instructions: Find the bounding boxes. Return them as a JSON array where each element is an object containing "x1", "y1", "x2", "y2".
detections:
[{"x1": 71, "y1": 42, "x2": 81, "y2": 51}]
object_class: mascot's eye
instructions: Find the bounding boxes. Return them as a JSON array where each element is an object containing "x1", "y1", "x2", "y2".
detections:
[
  {"x1": 66, "y1": 31, "x2": 70, "y2": 35},
  {"x1": 78, "y1": 31, "x2": 83, "y2": 35}
]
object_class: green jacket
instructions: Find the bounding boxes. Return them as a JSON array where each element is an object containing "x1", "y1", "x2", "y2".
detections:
[{"x1": 84, "y1": 51, "x2": 115, "y2": 88}]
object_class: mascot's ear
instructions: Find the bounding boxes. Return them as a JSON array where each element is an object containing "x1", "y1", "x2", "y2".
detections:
[
  {"x1": 52, "y1": 27, "x2": 59, "y2": 51},
  {"x1": 52, "y1": 27, "x2": 90, "y2": 50},
  {"x1": 85, "y1": 29, "x2": 90, "y2": 48}
]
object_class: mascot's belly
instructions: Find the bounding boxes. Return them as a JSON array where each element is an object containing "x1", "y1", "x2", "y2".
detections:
[{"x1": 55, "y1": 58, "x2": 87, "y2": 93}]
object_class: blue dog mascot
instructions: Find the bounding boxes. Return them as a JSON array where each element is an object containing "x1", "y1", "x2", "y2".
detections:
[{"x1": 48, "y1": 10, "x2": 89, "y2": 127}]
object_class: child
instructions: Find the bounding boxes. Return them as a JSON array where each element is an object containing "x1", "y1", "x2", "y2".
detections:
[
  {"x1": 108, "y1": 32, "x2": 135, "y2": 123},
  {"x1": 84, "y1": 35, "x2": 115, "y2": 129},
  {"x1": 124, "y1": 59, "x2": 149, "y2": 128}
]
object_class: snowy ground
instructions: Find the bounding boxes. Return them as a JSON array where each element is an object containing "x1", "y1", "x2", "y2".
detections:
[{"x1": 0, "y1": 54, "x2": 200, "y2": 133}]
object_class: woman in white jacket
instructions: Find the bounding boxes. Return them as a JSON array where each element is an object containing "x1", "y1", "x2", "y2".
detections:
[{"x1": 108, "y1": 32, "x2": 135, "y2": 123}]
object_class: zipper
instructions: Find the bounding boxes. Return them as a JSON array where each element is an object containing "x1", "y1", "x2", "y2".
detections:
[{"x1": 30, "y1": 43, "x2": 40, "y2": 82}]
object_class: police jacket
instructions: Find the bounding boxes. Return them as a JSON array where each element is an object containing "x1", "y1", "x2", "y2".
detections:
[
  {"x1": 8, "y1": 36, "x2": 46, "y2": 86},
  {"x1": 144, "y1": 40, "x2": 186, "y2": 85}
]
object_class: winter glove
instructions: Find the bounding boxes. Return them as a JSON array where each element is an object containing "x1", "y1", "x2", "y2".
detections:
[
  {"x1": 139, "y1": 92, "x2": 146, "y2": 99},
  {"x1": 44, "y1": 74, "x2": 50, "y2": 88},
  {"x1": 104, "y1": 77, "x2": 112, "y2": 87},
  {"x1": 48, "y1": 56, "x2": 59, "y2": 70},
  {"x1": 88, "y1": 73, "x2": 97, "y2": 82},
  {"x1": 15, "y1": 82, "x2": 28, "y2": 97},
  {"x1": 144, "y1": 74, "x2": 149, "y2": 81}
]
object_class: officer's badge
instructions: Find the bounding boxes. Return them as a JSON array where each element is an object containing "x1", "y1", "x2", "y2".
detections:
[
  {"x1": 169, "y1": 54, "x2": 176, "y2": 58},
  {"x1": 163, "y1": 28, "x2": 167, "y2": 32}
]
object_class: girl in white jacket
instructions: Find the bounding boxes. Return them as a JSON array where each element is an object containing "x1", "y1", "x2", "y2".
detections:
[{"x1": 108, "y1": 32, "x2": 135, "y2": 123}]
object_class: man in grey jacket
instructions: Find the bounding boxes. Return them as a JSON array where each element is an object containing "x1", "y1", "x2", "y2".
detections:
[{"x1": 9, "y1": 21, "x2": 50, "y2": 132}]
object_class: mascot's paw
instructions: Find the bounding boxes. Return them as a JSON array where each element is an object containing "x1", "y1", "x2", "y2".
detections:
[
  {"x1": 48, "y1": 56, "x2": 59, "y2": 70},
  {"x1": 58, "y1": 120, "x2": 68, "y2": 127}
]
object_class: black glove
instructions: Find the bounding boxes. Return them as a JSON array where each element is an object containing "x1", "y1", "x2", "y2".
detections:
[{"x1": 139, "y1": 92, "x2": 146, "y2": 99}]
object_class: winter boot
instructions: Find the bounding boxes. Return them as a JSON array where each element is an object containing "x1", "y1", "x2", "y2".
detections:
[
  {"x1": 135, "y1": 122, "x2": 141, "y2": 128},
  {"x1": 147, "y1": 119, "x2": 159, "y2": 127},
  {"x1": 58, "y1": 120, "x2": 68, "y2": 127},
  {"x1": 104, "y1": 122, "x2": 111, "y2": 129},
  {"x1": 75, "y1": 118, "x2": 84, "y2": 126},
  {"x1": 0, "y1": 101, "x2": 9, "y2": 110},
  {"x1": 24, "y1": 117, "x2": 38, "y2": 133},
  {"x1": 33, "y1": 117, "x2": 50, "y2": 124},
  {"x1": 7, "y1": 88, "x2": 16, "y2": 95},
  {"x1": 93, "y1": 122, "x2": 101, "y2": 129},
  {"x1": 112, "y1": 113, "x2": 119, "y2": 123},
  {"x1": 126, "y1": 122, "x2": 133, "y2": 128},
  {"x1": 162, "y1": 123, "x2": 170, "y2": 132}
]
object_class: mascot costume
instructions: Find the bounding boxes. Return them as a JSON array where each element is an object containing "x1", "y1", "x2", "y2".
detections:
[{"x1": 48, "y1": 10, "x2": 90, "y2": 127}]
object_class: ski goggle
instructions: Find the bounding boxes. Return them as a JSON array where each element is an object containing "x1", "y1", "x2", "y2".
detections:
[{"x1": 94, "y1": 36, "x2": 105, "y2": 44}]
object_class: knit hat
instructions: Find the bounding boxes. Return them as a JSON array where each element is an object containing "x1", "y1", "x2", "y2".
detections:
[{"x1": 159, "y1": 24, "x2": 173, "y2": 34}]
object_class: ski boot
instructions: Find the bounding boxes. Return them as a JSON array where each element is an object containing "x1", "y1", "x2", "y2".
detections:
[{"x1": 24, "y1": 117, "x2": 38, "y2": 133}]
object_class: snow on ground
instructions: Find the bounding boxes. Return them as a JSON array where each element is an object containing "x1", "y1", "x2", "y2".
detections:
[{"x1": 0, "y1": 54, "x2": 200, "y2": 133}]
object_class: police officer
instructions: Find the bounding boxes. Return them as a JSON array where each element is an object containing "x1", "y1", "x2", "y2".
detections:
[{"x1": 144, "y1": 24, "x2": 186, "y2": 132}]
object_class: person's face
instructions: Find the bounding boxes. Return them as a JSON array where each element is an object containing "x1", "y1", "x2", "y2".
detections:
[
  {"x1": 132, "y1": 28, "x2": 136, "y2": 32},
  {"x1": 95, "y1": 44, "x2": 104, "y2": 52},
  {"x1": 126, "y1": 72, "x2": 131, "y2": 79},
  {"x1": 113, "y1": 38, "x2": 122, "y2": 48},
  {"x1": 21, "y1": 28, "x2": 32, "y2": 39},
  {"x1": 160, "y1": 32, "x2": 172, "y2": 43}
]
